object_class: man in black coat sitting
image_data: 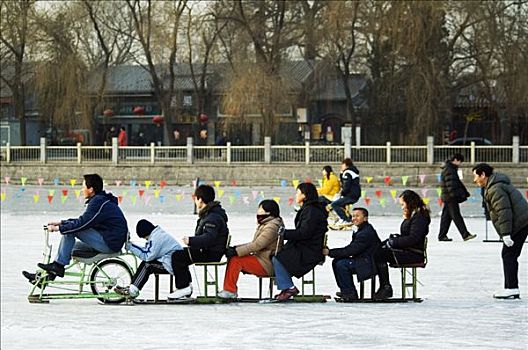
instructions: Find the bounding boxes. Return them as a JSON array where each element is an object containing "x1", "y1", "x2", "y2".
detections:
[{"x1": 323, "y1": 207, "x2": 381, "y2": 301}]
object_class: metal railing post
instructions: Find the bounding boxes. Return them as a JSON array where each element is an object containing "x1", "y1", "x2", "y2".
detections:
[
  {"x1": 264, "y1": 137, "x2": 271, "y2": 164},
  {"x1": 305, "y1": 141, "x2": 310, "y2": 164},
  {"x1": 77, "y1": 142, "x2": 82, "y2": 164},
  {"x1": 226, "y1": 142, "x2": 231, "y2": 164},
  {"x1": 112, "y1": 137, "x2": 118, "y2": 164},
  {"x1": 40, "y1": 137, "x2": 46, "y2": 163},
  {"x1": 187, "y1": 137, "x2": 194, "y2": 164},
  {"x1": 512, "y1": 136, "x2": 519, "y2": 164},
  {"x1": 6, "y1": 142, "x2": 10, "y2": 163},
  {"x1": 470, "y1": 141, "x2": 475, "y2": 164},
  {"x1": 344, "y1": 136, "x2": 351, "y2": 159},
  {"x1": 427, "y1": 136, "x2": 434, "y2": 164},
  {"x1": 386, "y1": 141, "x2": 391, "y2": 165}
]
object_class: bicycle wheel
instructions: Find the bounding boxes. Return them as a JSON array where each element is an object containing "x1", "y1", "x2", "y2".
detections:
[{"x1": 90, "y1": 258, "x2": 133, "y2": 304}]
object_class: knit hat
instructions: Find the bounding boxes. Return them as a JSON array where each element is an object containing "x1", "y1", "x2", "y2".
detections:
[{"x1": 136, "y1": 219, "x2": 156, "y2": 238}]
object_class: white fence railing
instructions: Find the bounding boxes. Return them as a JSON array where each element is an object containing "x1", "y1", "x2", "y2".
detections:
[{"x1": 1, "y1": 137, "x2": 525, "y2": 165}]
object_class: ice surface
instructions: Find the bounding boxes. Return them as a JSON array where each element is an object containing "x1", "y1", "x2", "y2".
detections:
[{"x1": 1, "y1": 189, "x2": 527, "y2": 349}]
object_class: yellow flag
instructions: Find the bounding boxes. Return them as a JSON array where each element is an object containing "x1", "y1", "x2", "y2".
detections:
[
  {"x1": 145, "y1": 181, "x2": 151, "y2": 189},
  {"x1": 273, "y1": 197, "x2": 280, "y2": 203},
  {"x1": 1, "y1": 192, "x2": 6, "y2": 201},
  {"x1": 70, "y1": 179, "x2": 77, "y2": 187},
  {"x1": 214, "y1": 181, "x2": 221, "y2": 188},
  {"x1": 21, "y1": 177, "x2": 28, "y2": 186},
  {"x1": 390, "y1": 189, "x2": 397, "y2": 199},
  {"x1": 366, "y1": 177, "x2": 373, "y2": 184},
  {"x1": 423, "y1": 197, "x2": 430, "y2": 205},
  {"x1": 74, "y1": 189, "x2": 81, "y2": 198},
  {"x1": 175, "y1": 194, "x2": 182, "y2": 201},
  {"x1": 292, "y1": 179, "x2": 299, "y2": 188},
  {"x1": 153, "y1": 189, "x2": 160, "y2": 198},
  {"x1": 218, "y1": 189, "x2": 225, "y2": 198}
]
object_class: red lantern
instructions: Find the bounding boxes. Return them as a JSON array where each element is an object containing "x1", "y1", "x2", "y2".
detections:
[
  {"x1": 133, "y1": 106, "x2": 145, "y2": 115},
  {"x1": 199, "y1": 113, "x2": 208, "y2": 123},
  {"x1": 103, "y1": 108, "x2": 114, "y2": 117},
  {"x1": 152, "y1": 115, "x2": 164, "y2": 124}
]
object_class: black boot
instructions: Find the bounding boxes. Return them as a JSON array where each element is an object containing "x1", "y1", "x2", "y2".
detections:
[
  {"x1": 374, "y1": 263, "x2": 393, "y2": 300},
  {"x1": 37, "y1": 261, "x2": 65, "y2": 277}
]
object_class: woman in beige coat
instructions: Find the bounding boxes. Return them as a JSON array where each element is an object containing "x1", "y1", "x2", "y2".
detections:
[{"x1": 217, "y1": 200, "x2": 284, "y2": 299}]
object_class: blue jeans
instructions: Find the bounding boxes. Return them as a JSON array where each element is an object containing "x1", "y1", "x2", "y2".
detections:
[
  {"x1": 331, "y1": 197, "x2": 357, "y2": 221},
  {"x1": 332, "y1": 258, "x2": 358, "y2": 294},
  {"x1": 272, "y1": 256, "x2": 294, "y2": 290},
  {"x1": 55, "y1": 228, "x2": 113, "y2": 266}
]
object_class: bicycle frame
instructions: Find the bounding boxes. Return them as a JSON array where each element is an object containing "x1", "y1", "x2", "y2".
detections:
[{"x1": 27, "y1": 226, "x2": 138, "y2": 304}]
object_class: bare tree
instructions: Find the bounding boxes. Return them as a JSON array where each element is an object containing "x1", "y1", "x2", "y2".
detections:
[
  {"x1": 125, "y1": 0, "x2": 188, "y2": 145},
  {"x1": 0, "y1": 0, "x2": 34, "y2": 145}
]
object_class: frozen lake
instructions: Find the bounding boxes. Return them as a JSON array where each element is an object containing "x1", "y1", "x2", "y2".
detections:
[{"x1": 1, "y1": 186, "x2": 527, "y2": 349}]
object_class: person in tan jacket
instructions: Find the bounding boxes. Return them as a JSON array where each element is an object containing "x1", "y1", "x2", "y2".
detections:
[{"x1": 217, "y1": 200, "x2": 284, "y2": 299}]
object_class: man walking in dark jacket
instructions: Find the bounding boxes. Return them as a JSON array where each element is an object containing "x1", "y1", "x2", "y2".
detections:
[
  {"x1": 330, "y1": 158, "x2": 361, "y2": 228},
  {"x1": 324, "y1": 207, "x2": 381, "y2": 301},
  {"x1": 25, "y1": 174, "x2": 128, "y2": 279},
  {"x1": 473, "y1": 163, "x2": 528, "y2": 299},
  {"x1": 168, "y1": 185, "x2": 229, "y2": 300},
  {"x1": 438, "y1": 153, "x2": 476, "y2": 241}
]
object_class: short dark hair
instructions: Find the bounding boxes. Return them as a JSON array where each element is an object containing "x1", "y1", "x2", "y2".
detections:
[
  {"x1": 297, "y1": 182, "x2": 318, "y2": 202},
  {"x1": 342, "y1": 158, "x2": 353, "y2": 167},
  {"x1": 472, "y1": 163, "x2": 494, "y2": 177},
  {"x1": 84, "y1": 174, "x2": 103, "y2": 193},
  {"x1": 194, "y1": 184, "x2": 215, "y2": 204},
  {"x1": 259, "y1": 199, "x2": 280, "y2": 218},
  {"x1": 451, "y1": 153, "x2": 464, "y2": 162},
  {"x1": 352, "y1": 207, "x2": 369, "y2": 217}
]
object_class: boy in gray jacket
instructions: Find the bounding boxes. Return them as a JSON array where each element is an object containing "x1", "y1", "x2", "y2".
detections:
[{"x1": 115, "y1": 219, "x2": 182, "y2": 298}]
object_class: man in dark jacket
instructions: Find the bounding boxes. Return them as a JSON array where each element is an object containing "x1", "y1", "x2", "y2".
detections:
[
  {"x1": 330, "y1": 158, "x2": 361, "y2": 227},
  {"x1": 168, "y1": 185, "x2": 229, "y2": 300},
  {"x1": 323, "y1": 207, "x2": 381, "y2": 301},
  {"x1": 473, "y1": 163, "x2": 528, "y2": 299},
  {"x1": 29, "y1": 174, "x2": 128, "y2": 278},
  {"x1": 438, "y1": 153, "x2": 476, "y2": 241}
]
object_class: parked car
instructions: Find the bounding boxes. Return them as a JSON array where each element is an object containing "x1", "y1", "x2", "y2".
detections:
[{"x1": 448, "y1": 137, "x2": 493, "y2": 145}]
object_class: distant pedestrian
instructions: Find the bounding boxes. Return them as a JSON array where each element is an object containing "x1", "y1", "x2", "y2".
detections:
[
  {"x1": 472, "y1": 163, "x2": 528, "y2": 299},
  {"x1": 118, "y1": 126, "x2": 128, "y2": 147},
  {"x1": 438, "y1": 153, "x2": 475, "y2": 241}
]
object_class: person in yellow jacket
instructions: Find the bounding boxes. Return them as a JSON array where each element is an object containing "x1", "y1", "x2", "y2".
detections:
[{"x1": 318, "y1": 165, "x2": 341, "y2": 205}]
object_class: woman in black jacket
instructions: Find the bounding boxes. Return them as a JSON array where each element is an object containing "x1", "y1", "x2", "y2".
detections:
[
  {"x1": 373, "y1": 190, "x2": 430, "y2": 300},
  {"x1": 272, "y1": 182, "x2": 328, "y2": 301}
]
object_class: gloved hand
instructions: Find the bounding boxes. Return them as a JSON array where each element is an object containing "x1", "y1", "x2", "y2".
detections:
[
  {"x1": 225, "y1": 246, "x2": 238, "y2": 258},
  {"x1": 381, "y1": 239, "x2": 392, "y2": 249},
  {"x1": 277, "y1": 225, "x2": 286, "y2": 237},
  {"x1": 502, "y1": 235, "x2": 514, "y2": 247}
]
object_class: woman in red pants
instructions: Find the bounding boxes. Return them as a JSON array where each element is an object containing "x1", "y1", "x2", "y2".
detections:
[{"x1": 217, "y1": 200, "x2": 284, "y2": 299}]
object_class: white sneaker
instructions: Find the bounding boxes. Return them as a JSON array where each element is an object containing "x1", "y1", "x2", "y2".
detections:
[
  {"x1": 167, "y1": 284, "x2": 193, "y2": 299},
  {"x1": 493, "y1": 288, "x2": 520, "y2": 299},
  {"x1": 217, "y1": 290, "x2": 238, "y2": 299}
]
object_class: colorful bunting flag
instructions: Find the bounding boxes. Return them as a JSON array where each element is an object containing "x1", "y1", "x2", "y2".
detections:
[
  {"x1": 231, "y1": 180, "x2": 237, "y2": 187},
  {"x1": 4, "y1": 176, "x2": 10, "y2": 185},
  {"x1": 361, "y1": 190, "x2": 366, "y2": 198},
  {"x1": 160, "y1": 180, "x2": 167, "y2": 189},
  {"x1": 288, "y1": 197, "x2": 294, "y2": 206},
  {"x1": 61, "y1": 195, "x2": 68, "y2": 204},
  {"x1": 175, "y1": 194, "x2": 182, "y2": 201},
  {"x1": 436, "y1": 187, "x2": 442, "y2": 197},
  {"x1": 145, "y1": 181, "x2": 151, "y2": 189},
  {"x1": 421, "y1": 189, "x2": 428, "y2": 198},
  {"x1": 280, "y1": 180, "x2": 287, "y2": 187},
  {"x1": 423, "y1": 197, "x2": 430, "y2": 205},
  {"x1": 74, "y1": 189, "x2": 81, "y2": 198},
  {"x1": 144, "y1": 195, "x2": 152, "y2": 205},
  {"x1": 273, "y1": 197, "x2": 280, "y2": 203},
  {"x1": 375, "y1": 190, "x2": 382, "y2": 198},
  {"x1": 153, "y1": 189, "x2": 160, "y2": 198},
  {"x1": 419, "y1": 174, "x2": 426, "y2": 185},
  {"x1": 131, "y1": 195, "x2": 137, "y2": 205},
  {"x1": 53, "y1": 178, "x2": 60, "y2": 186},
  {"x1": 118, "y1": 196, "x2": 123, "y2": 204},
  {"x1": 1, "y1": 192, "x2": 6, "y2": 202},
  {"x1": 62, "y1": 189, "x2": 68, "y2": 196},
  {"x1": 252, "y1": 190, "x2": 258, "y2": 200},
  {"x1": 228, "y1": 195, "x2": 236, "y2": 204},
  {"x1": 21, "y1": 177, "x2": 27, "y2": 186},
  {"x1": 379, "y1": 198, "x2": 386, "y2": 207},
  {"x1": 116, "y1": 180, "x2": 122, "y2": 187},
  {"x1": 130, "y1": 180, "x2": 137, "y2": 187},
  {"x1": 38, "y1": 177, "x2": 45, "y2": 186},
  {"x1": 390, "y1": 189, "x2": 398, "y2": 200},
  {"x1": 243, "y1": 196, "x2": 249, "y2": 204},
  {"x1": 48, "y1": 189, "x2": 55, "y2": 196},
  {"x1": 384, "y1": 176, "x2": 391, "y2": 186},
  {"x1": 366, "y1": 177, "x2": 373, "y2": 184},
  {"x1": 70, "y1": 179, "x2": 77, "y2": 187},
  {"x1": 33, "y1": 193, "x2": 40, "y2": 203},
  {"x1": 218, "y1": 189, "x2": 225, "y2": 198},
  {"x1": 436, "y1": 174, "x2": 441, "y2": 183},
  {"x1": 214, "y1": 181, "x2": 221, "y2": 188},
  {"x1": 364, "y1": 197, "x2": 371, "y2": 206},
  {"x1": 437, "y1": 198, "x2": 443, "y2": 206},
  {"x1": 292, "y1": 179, "x2": 300, "y2": 189},
  {"x1": 159, "y1": 195, "x2": 165, "y2": 203},
  {"x1": 47, "y1": 195, "x2": 53, "y2": 204},
  {"x1": 138, "y1": 189, "x2": 145, "y2": 197},
  {"x1": 401, "y1": 176, "x2": 409, "y2": 186}
]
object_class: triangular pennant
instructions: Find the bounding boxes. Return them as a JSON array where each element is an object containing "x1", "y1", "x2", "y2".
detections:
[
  {"x1": 21, "y1": 177, "x2": 27, "y2": 186},
  {"x1": 234, "y1": 189, "x2": 241, "y2": 199},
  {"x1": 361, "y1": 190, "x2": 366, "y2": 198},
  {"x1": 273, "y1": 197, "x2": 280, "y2": 203},
  {"x1": 288, "y1": 197, "x2": 294, "y2": 206},
  {"x1": 437, "y1": 198, "x2": 443, "y2": 206},
  {"x1": 130, "y1": 195, "x2": 137, "y2": 205},
  {"x1": 122, "y1": 190, "x2": 129, "y2": 196},
  {"x1": 61, "y1": 195, "x2": 68, "y2": 204},
  {"x1": 218, "y1": 189, "x2": 225, "y2": 198},
  {"x1": 243, "y1": 196, "x2": 249, "y2": 204},
  {"x1": 292, "y1": 179, "x2": 300, "y2": 189},
  {"x1": 228, "y1": 195, "x2": 236, "y2": 204},
  {"x1": 70, "y1": 179, "x2": 77, "y2": 187},
  {"x1": 160, "y1": 180, "x2": 167, "y2": 189},
  {"x1": 419, "y1": 174, "x2": 426, "y2": 185},
  {"x1": 62, "y1": 189, "x2": 68, "y2": 196},
  {"x1": 214, "y1": 181, "x2": 221, "y2": 188},
  {"x1": 421, "y1": 189, "x2": 428, "y2": 198},
  {"x1": 53, "y1": 178, "x2": 60, "y2": 186},
  {"x1": 116, "y1": 180, "x2": 122, "y2": 187},
  {"x1": 1, "y1": 192, "x2": 6, "y2": 202},
  {"x1": 48, "y1": 189, "x2": 55, "y2": 196},
  {"x1": 74, "y1": 189, "x2": 81, "y2": 198},
  {"x1": 375, "y1": 190, "x2": 382, "y2": 198},
  {"x1": 145, "y1": 181, "x2": 151, "y2": 189},
  {"x1": 384, "y1": 176, "x2": 391, "y2": 186},
  {"x1": 144, "y1": 195, "x2": 152, "y2": 205},
  {"x1": 436, "y1": 174, "x2": 442, "y2": 183},
  {"x1": 251, "y1": 190, "x2": 258, "y2": 200},
  {"x1": 153, "y1": 189, "x2": 160, "y2": 198},
  {"x1": 118, "y1": 195, "x2": 123, "y2": 204},
  {"x1": 423, "y1": 197, "x2": 430, "y2": 205},
  {"x1": 47, "y1": 195, "x2": 53, "y2": 204},
  {"x1": 175, "y1": 194, "x2": 182, "y2": 201},
  {"x1": 379, "y1": 198, "x2": 386, "y2": 207},
  {"x1": 231, "y1": 180, "x2": 237, "y2": 187},
  {"x1": 159, "y1": 195, "x2": 165, "y2": 203},
  {"x1": 33, "y1": 194, "x2": 40, "y2": 203},
  {"x1": 138, "y1": 189, "x2": 145, "y2": 197},
  {"x1": 38, "y1": 177, "x2": 45, "y2": 186},
  {"x1": 401, "y1": 176, "x2": 408, "y2": 186},
  {"x1": 4, "y1": 176, "x2": 10, "y2": 185},
  {"x1": 436, "y1": 187, "x2": 442, "y2": 197},
  {"x1": 130, "y1": 180, "x2": 137, "y2": 187},
  {"x1": 366, "y1": 177, "x2": 373, "y2": 184},
  {"x1": 280, "y1": 180, "x2": 287, "y2": 187},
  {"x1": 364, "y1": 197, "x2": 371, "y2": 206},
  {"x1": 390, "y1": 189, "x2": 398, "y2": 200}
]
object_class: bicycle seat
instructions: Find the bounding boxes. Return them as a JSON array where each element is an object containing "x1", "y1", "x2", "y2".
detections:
[{"x1": 72, "y1": 248, "x2": 121, "y2": 265}]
